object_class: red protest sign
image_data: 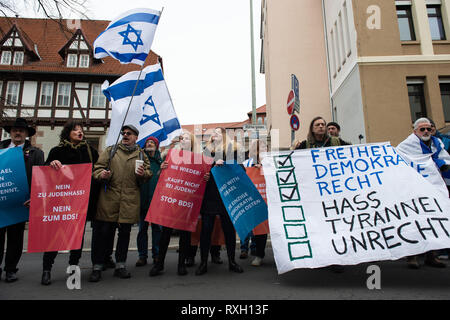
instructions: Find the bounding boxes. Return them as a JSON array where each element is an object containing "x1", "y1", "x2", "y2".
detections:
[
  {"x1": 27, "y1": 163, "x2": 92, "y2": 253},
  {"x1": 146, "y1": 149, "x2": 213, "y2": 232},
  {"x1": 245, "y1": 167, "x2": 270, "y2": 235}
]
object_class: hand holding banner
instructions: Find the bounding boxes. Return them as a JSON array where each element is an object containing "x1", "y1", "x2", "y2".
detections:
[
  {"x1": 146, "y1": 149, "x2": 213, "y2": 232},
  {"x1": 0, "y1": 148, "x2": 30, "y2": 228},
  {"x1": 27, "y1": 163, "x2": 92, "y2": 253}
]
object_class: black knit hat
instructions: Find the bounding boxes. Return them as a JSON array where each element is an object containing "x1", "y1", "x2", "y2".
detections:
[
  {"x1": 3, "y1": 118, "x2": 36, "y2": 137},
  {"x1": 326, "y1": 121, "x2": 341, "y2": 131}
]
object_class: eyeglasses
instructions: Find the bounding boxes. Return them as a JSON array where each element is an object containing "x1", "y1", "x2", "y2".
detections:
[
  {"x1": 419, "y1": 127, "x2": 432, "y2": 132},
  {"x1": 121, "y1": 131, "x2": 135, "y2": 136}
]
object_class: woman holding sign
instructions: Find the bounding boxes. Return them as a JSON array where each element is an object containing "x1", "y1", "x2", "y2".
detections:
[
  {"x1": 40, "y1": 121, "x2": 99, "y2": 285},
  {"x1": 196, "y1": 127, "x2": 244, "y2": 276},
  {"x1": 149, "y1": 131, "x2": 210, "y2": 276},
  {"x1": 293, "y1": 117, "x2": 348, "y2": 274}
]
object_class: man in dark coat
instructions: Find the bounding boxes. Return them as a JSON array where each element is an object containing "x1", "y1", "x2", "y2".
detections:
[{"x1": 0, "y1": 118, "x2": 44, "y2": 282}]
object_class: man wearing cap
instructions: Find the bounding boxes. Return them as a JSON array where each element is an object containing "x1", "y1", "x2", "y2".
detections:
[
  {"x1": 0, "y1": 118, "x2": 44, "y2": 282},
  {"x1": 326, "y1": 122, "x2": 351, "y2": 145},
  {"x1": 135, "y1": 136, "x2": 163, "y2": 267},
  {"x1": 89, "y1": 124, "x2": 152, "y2": 281},
  {"x1": 397, "y1": 118, "x2": 449, "y2": 269}
]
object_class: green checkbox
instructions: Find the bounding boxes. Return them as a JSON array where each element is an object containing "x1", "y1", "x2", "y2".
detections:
[
  {"x1": 276, "y1": 168, "x2": 297, "y2": 186},
  {"x1": 284, "y1": 224, "x2": 308, "y2": 239},
  {"x1": 274, "y1": 152, "x2": 294, "y2": 169},
  {"x1": 288, "y1": 241, "x2": 313, "y2": 260},
  {"x1": 282, "y1": 206, "x2": 305, "y2": 222},
  {"x1": 278, "y1": 184, "x2": 300, "y2": 202}
]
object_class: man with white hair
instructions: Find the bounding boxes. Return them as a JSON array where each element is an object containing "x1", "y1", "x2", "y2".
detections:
[{"x1": 396, "y1": 117, "x2": 449, "y2": 269}]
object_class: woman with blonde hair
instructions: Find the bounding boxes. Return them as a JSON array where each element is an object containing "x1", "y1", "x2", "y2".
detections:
[
  {"x1": 196, "y1": 127, "x2": 244, "y2": 275},
  {"x1": 149, "y1": 130, "x2": 210, "y2": 276}
]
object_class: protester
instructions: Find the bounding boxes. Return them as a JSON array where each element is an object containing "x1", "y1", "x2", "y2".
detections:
[
  {"x1": 39, "y1": 121, "x2": 99, "y2": 285},
  {"x1": 135, "y1": 136, "x2": 163, "y2": 267},
  {"x1": 292, "y1": 117, "x2": 349, "y2": 150},
  {"x1": 195, "y1": 127, "x2": 244, "y2": 275},
  {"x1": 428, "y1": 119, "x2": 450, "y2": 260},
  {"x1": 293, "y1": 117, "x2": 347, "y2": 273},
  {"x1": 0, "y1": 118, "x2": 44, "y2": 282},
  {"x1": 89, "y1": 124, "x2": 151, "y2": 281},
  {"x1": 326, "y1": 121, "x2": 351, "y2": 145},
  {"x1": 429, "y1": 118, "x2": 450, "y2": 152},
  {"x1": 149, "y1": 131, "x2": 211, "y2": 276},
  {"x1": 397, "y1": 118, "x2": 449, "y2": 269}
]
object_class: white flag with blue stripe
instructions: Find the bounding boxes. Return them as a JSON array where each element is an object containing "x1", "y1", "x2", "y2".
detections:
[
  {"x1": 94, "y1": 8, "x2": 161, "y2": 66},
  {"x1": 103, "y1": 63, "x2": 182, "y2": 147}
]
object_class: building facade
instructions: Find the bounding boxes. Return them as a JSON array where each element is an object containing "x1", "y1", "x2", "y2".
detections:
[
  {"x1": 262, "y1": 0, "x2": 450, "y2": 148},
  {"x1": 0, "y1": 17, "x2": 161, "y2": 155}
]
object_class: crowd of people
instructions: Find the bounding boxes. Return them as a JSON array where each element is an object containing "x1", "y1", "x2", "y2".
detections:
[{"x1": 0, "y1": 115, "x2": 449, "y2": 285}]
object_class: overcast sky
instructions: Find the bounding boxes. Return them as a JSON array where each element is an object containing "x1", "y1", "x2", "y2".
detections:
[{"x1": 18, "y1": 0, "x2": 266, "y2": 126}]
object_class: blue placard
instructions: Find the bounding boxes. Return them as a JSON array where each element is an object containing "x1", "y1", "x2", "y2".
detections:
[
  {"x1": 211, "y1": 163, "x2": 268, "y2": 240},
  {"x1": 0, "y1": 148, "x2": 30, "y2": 228}
]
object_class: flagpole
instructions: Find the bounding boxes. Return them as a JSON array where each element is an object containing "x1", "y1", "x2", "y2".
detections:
[{"x1": 107, "y1": 65, "x2": 145, "y2": 170}]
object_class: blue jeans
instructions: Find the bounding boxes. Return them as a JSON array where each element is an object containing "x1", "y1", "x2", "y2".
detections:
[
  {"x1": 137, "y1": 211, "x2": 162, "y2": 259},
  {"x1": 240, "y1": 233, "x2": 256, "y2": 253}
]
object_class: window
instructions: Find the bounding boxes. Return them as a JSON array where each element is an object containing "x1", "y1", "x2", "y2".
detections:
[
  {"x1": 67, "y1": 54, "x2": 77, "y2": 68},
  {"x1": 66, "y1": 33, "x2": 90, "y2": 68},
  {"x1": 1, "y1": 51, "x2": 11, "y2": 65},
  {"x1": 427, "y1": 5, "x2": 446, "y2": 40},
  {"x1": 6, "y1": 81, "x2": 20, "y2": 106},
  {"x1": 79, "y1": 54, "x2": 89, "y2": 68},
  {"x1": 407, "y1": 81, "x2": 427, "y2": 122},
  {"x1": 40, "y1": 82, "x2": 54, "y2": 106},
  {"x1": 440, "y1": 82, "x2": 450, "y2": 122},
  {"x1": 397, "y1": 5, "x2": 416, "y2": 41},
  {"x1": 91, "y1": 84, "x2": 106, "y2": 107},
  {"x1": 13, "y1": 51, "x2": 24, "y2": 65},
  {"x1": 57, "y1": 83, "x2": 71, "y2": 106}
]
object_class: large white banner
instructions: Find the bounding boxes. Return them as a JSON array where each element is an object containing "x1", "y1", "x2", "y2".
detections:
[{"x1": 262, "y1": 142, "x2": 450, "y2": 274}]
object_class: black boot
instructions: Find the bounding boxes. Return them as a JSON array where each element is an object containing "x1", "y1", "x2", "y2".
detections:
[
  {"x1": 229, "y1": 260, "x2": 243, "y2": 273},
  {"x1": 89, "y1": 269, "x2": 102, "y2": 282},
  {"x1": 149, "y1": 261, "x2": 164, "y2": 276},
  {"x1": 41, "y1": 271, "x2": 51, "y2": 285},
  {"x1": 195, "y1": 260, "x2": 208, "y2": 275},
  {"x1": 178, "y1": 263, "x2": 188, "y2": 276}
]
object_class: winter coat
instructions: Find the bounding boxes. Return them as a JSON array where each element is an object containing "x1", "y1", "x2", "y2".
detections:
[
  {"x1": 140, "y1": 149, "x2": 162, "y2": 214},
  {"x1": 0, "y1": 139, "x2": 45, "y2": 189},
  {"x1": 45, "y1": 140, "x2": 99, "y2": 221},
  {"x1": 93, "y1": 143, "x2": 152, "y2": 224}
]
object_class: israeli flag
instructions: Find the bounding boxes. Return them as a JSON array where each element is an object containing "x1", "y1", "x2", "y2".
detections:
[
  {"x1": 94, "y1": 8, "x2": 161, "y2": 66},
  {"x1": 103, "y1": 63, "x2": 182, "y2": 148}
]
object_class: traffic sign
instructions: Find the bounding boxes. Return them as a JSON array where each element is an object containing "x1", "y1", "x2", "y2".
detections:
[
  {"x1": 290, "y1": 114, "x2": 300, "y2": 131},
  {"x1": 291, "y1": 74, "x2": 300, "y2": 113},
  {"x1": 287, "y1": 90, "x2": 295, "y2": 115}
]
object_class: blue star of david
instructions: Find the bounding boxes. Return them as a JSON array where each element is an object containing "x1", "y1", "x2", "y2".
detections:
[
  {"x1": 118, "y1": 24, "x2": 144, "y2": 51},
  {"x1": 140, "y1": 96, "x2": 161, "y2": 127}
]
